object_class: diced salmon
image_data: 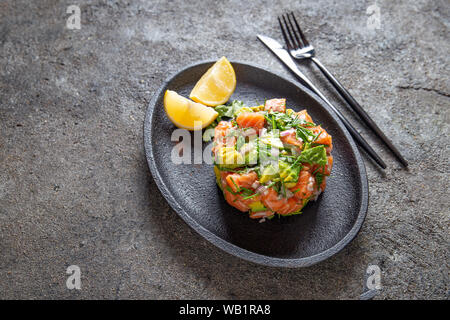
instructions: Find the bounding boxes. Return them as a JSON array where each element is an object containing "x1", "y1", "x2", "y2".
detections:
[
  {"x1": 224, "y1": 190, "x2": 250, "y2": 212},
  {"x1": 214, "y1": 121, "x2": 233, "y2": 140},
  {"x1": 213, "y1": 98, "x2": 333, "y2": 217},
  {"x1": 236, "y1": 112, "x2": 265, "y2": 130},
  {"x1": 289, "y1": 169, "x2": 315, "y2": 201},
  {"x1": 225, "y1": 171, "x2": 258, "y2": 193},
  {"x1": 212, "y1": 137, "x2": 236, "y2": 154},
  {"x1": 264, "y1": 98, "x2": 286, "y2": 113},
  {"x1": 213, "y1": 121, "x2": 236, "y2": 153},
  {"x1": 223, "y1": 189, "x2": 262, "y2": 212},
  {"x1": 220, "y1": 170, "x2": 261, "y2": 212},
  {"x1": 280, "y1": 130, "x2": 303, "y2": 148},
  {"x1": 325, "y1": 155, "x2": 333, "y2": 175},
  {"x1": 249, "y1": 211, "x2": 274, "y2": 219},
  {"x1": 311, "y1": 125, "x2": 332, "y2": 147},
  {"x1": 219, "y1": 171, "x2": 228, "y2": 186},
  {"x1": 297, "y1": 110, "x2": 313, "y2": 124},
  {"x1": 261, "y1": 187, "x2": 303, "y2": 215}
]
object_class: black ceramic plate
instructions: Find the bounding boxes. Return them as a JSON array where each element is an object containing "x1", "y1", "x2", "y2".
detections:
[{"x1": 144, "y1": 60, "x2": 368, "y2": 267}]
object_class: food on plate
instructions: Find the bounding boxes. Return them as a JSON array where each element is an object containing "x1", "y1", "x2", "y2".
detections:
[
  {"x1": 163, "y1": 58, "x2": 333, "y2": 221},
  {"x1": 189, "y1": 56, "x2": 236, "y2": 106},
  {"x1": 208, "y1": 98, "x2": 333, "y2": 220},
  {"x1": 164, "y1": 90, "x2": 218, "y2": 130},
  {"x1": 163, "y1": 57, "x2": 235, "y2": 129}
]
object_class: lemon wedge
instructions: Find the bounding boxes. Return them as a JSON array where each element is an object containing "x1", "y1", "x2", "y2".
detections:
[
  {"x1": 164, "y1": 90, "x2": 218, "y2": 130},
  {"x1": 189, "y1": 56, "x2": 236, "y2": 106}
]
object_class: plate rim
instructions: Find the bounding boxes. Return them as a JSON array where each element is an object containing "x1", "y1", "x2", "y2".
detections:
[{"x1": 143, "y1": 59, "x2": 369, "y2": 268}]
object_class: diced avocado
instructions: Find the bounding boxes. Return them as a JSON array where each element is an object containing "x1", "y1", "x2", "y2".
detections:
[
  {"x1": 239, "y1": 141, "x2": 258, "y2": 165},
  {"x1": 244, "y1": 147, "x2": 258, "y2": 165},
  {"x1": 214, "y1": 166, "x2": 223, "y2": 190},
  {"x1": 278, "y1": 161, "x2": 289, "y2": 179},
  {"x1": 285, "y1": 182, "x2": 296, "y2": 188},
  {"x1": 279, "y1": 160, "x2": 300, "y2": 184},
  {"x1": 250, "y1": 105, "x2": 264, "y2": 112},
  {"x1": 249, "y1": 201, "x2": 267, "y2": 212},
  {"x1": 216, "y1": 147, "x2": 245, "y2": 169},
  {"x1": 259, "y1": 165, "x2": 278, "y2": 184},
  {"x1": 236, "y1": 135, "x2": 245, "y2": 151},
  {"x1": 260, "y1": 131, "x2": 284, "y2": 149}
]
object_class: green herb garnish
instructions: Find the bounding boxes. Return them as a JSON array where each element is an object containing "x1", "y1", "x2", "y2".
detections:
[
  {"x1": 296, "y1": 126, "x2": 316, "y2": 143},
  {"x1": 297, "y1": 145, "x2": 328, "y2": 166},
  {"x1": 229, "y1": 177, "x2": 240, "y2": 192},
  {"x1": 242, "y1": 193, "x2": 259, "y2": 200}
]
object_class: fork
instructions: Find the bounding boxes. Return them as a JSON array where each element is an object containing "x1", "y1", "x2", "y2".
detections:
[{"x1": 279, "y1": 12, "x2": 408, "y2": 167}]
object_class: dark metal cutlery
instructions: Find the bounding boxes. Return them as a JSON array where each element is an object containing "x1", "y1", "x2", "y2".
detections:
[
  {"x1": 278, "y1": 12, "x2": 408, "y2": 167},
  {"x1": 257, "y1": 34, "x2": 387, "y2": 169}
]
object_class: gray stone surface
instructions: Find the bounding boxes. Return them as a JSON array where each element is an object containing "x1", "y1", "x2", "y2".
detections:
[{"x1": 0, "y1": 0, "x2": 448, "y2": 299}]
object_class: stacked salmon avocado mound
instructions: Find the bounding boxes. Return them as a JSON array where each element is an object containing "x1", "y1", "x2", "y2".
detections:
[{"x1": 209, "y1": 98, "x2": 333, "y2": 220}]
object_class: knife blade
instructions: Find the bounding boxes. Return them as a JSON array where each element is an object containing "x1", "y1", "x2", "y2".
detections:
[
  {"x1": 258, "y1": 34, "x2": 334, "y2": 104},
  {"x1": 257, "y1": 34, "x2": 387, "y2": 169}
]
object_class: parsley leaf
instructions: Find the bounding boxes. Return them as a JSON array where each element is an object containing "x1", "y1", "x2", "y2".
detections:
[
  {"x1": 297, "y1": 145, "x2": 328, "y2": 165},
  {"x1": 216, "y1": 100, "x2": 245, "y2": 118},
  {"x1": 203, "y1": 101, "x2": 246, "y2": 142}
]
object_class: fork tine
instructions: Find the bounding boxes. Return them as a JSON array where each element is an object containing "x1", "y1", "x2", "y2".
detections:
[
  {"x1": 286, "y1": 13, "x2": 304, "y2": 48},
  {"x1": 281, "y1": 14, "x2": 300, "y2": 49},
  {"x1": 290, "y1": 12, "x2": 310, "y2": 47},
  {"x1": 277, "y1": 16, "x2": 293, "y2": 50}
]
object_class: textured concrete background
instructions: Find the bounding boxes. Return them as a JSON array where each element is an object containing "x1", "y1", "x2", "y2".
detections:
[{"x1": 0, "y1": 0, "x2": 448, "y2": 299}]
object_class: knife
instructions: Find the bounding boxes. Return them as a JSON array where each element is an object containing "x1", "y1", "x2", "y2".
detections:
[{"x1": 257, "y1": 34, "x2": 387, "y2": 169}]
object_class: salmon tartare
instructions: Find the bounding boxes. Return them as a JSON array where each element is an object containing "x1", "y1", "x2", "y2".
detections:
[{"x1": 207, "y1": 98, "x2": 333, "y2": 220}]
